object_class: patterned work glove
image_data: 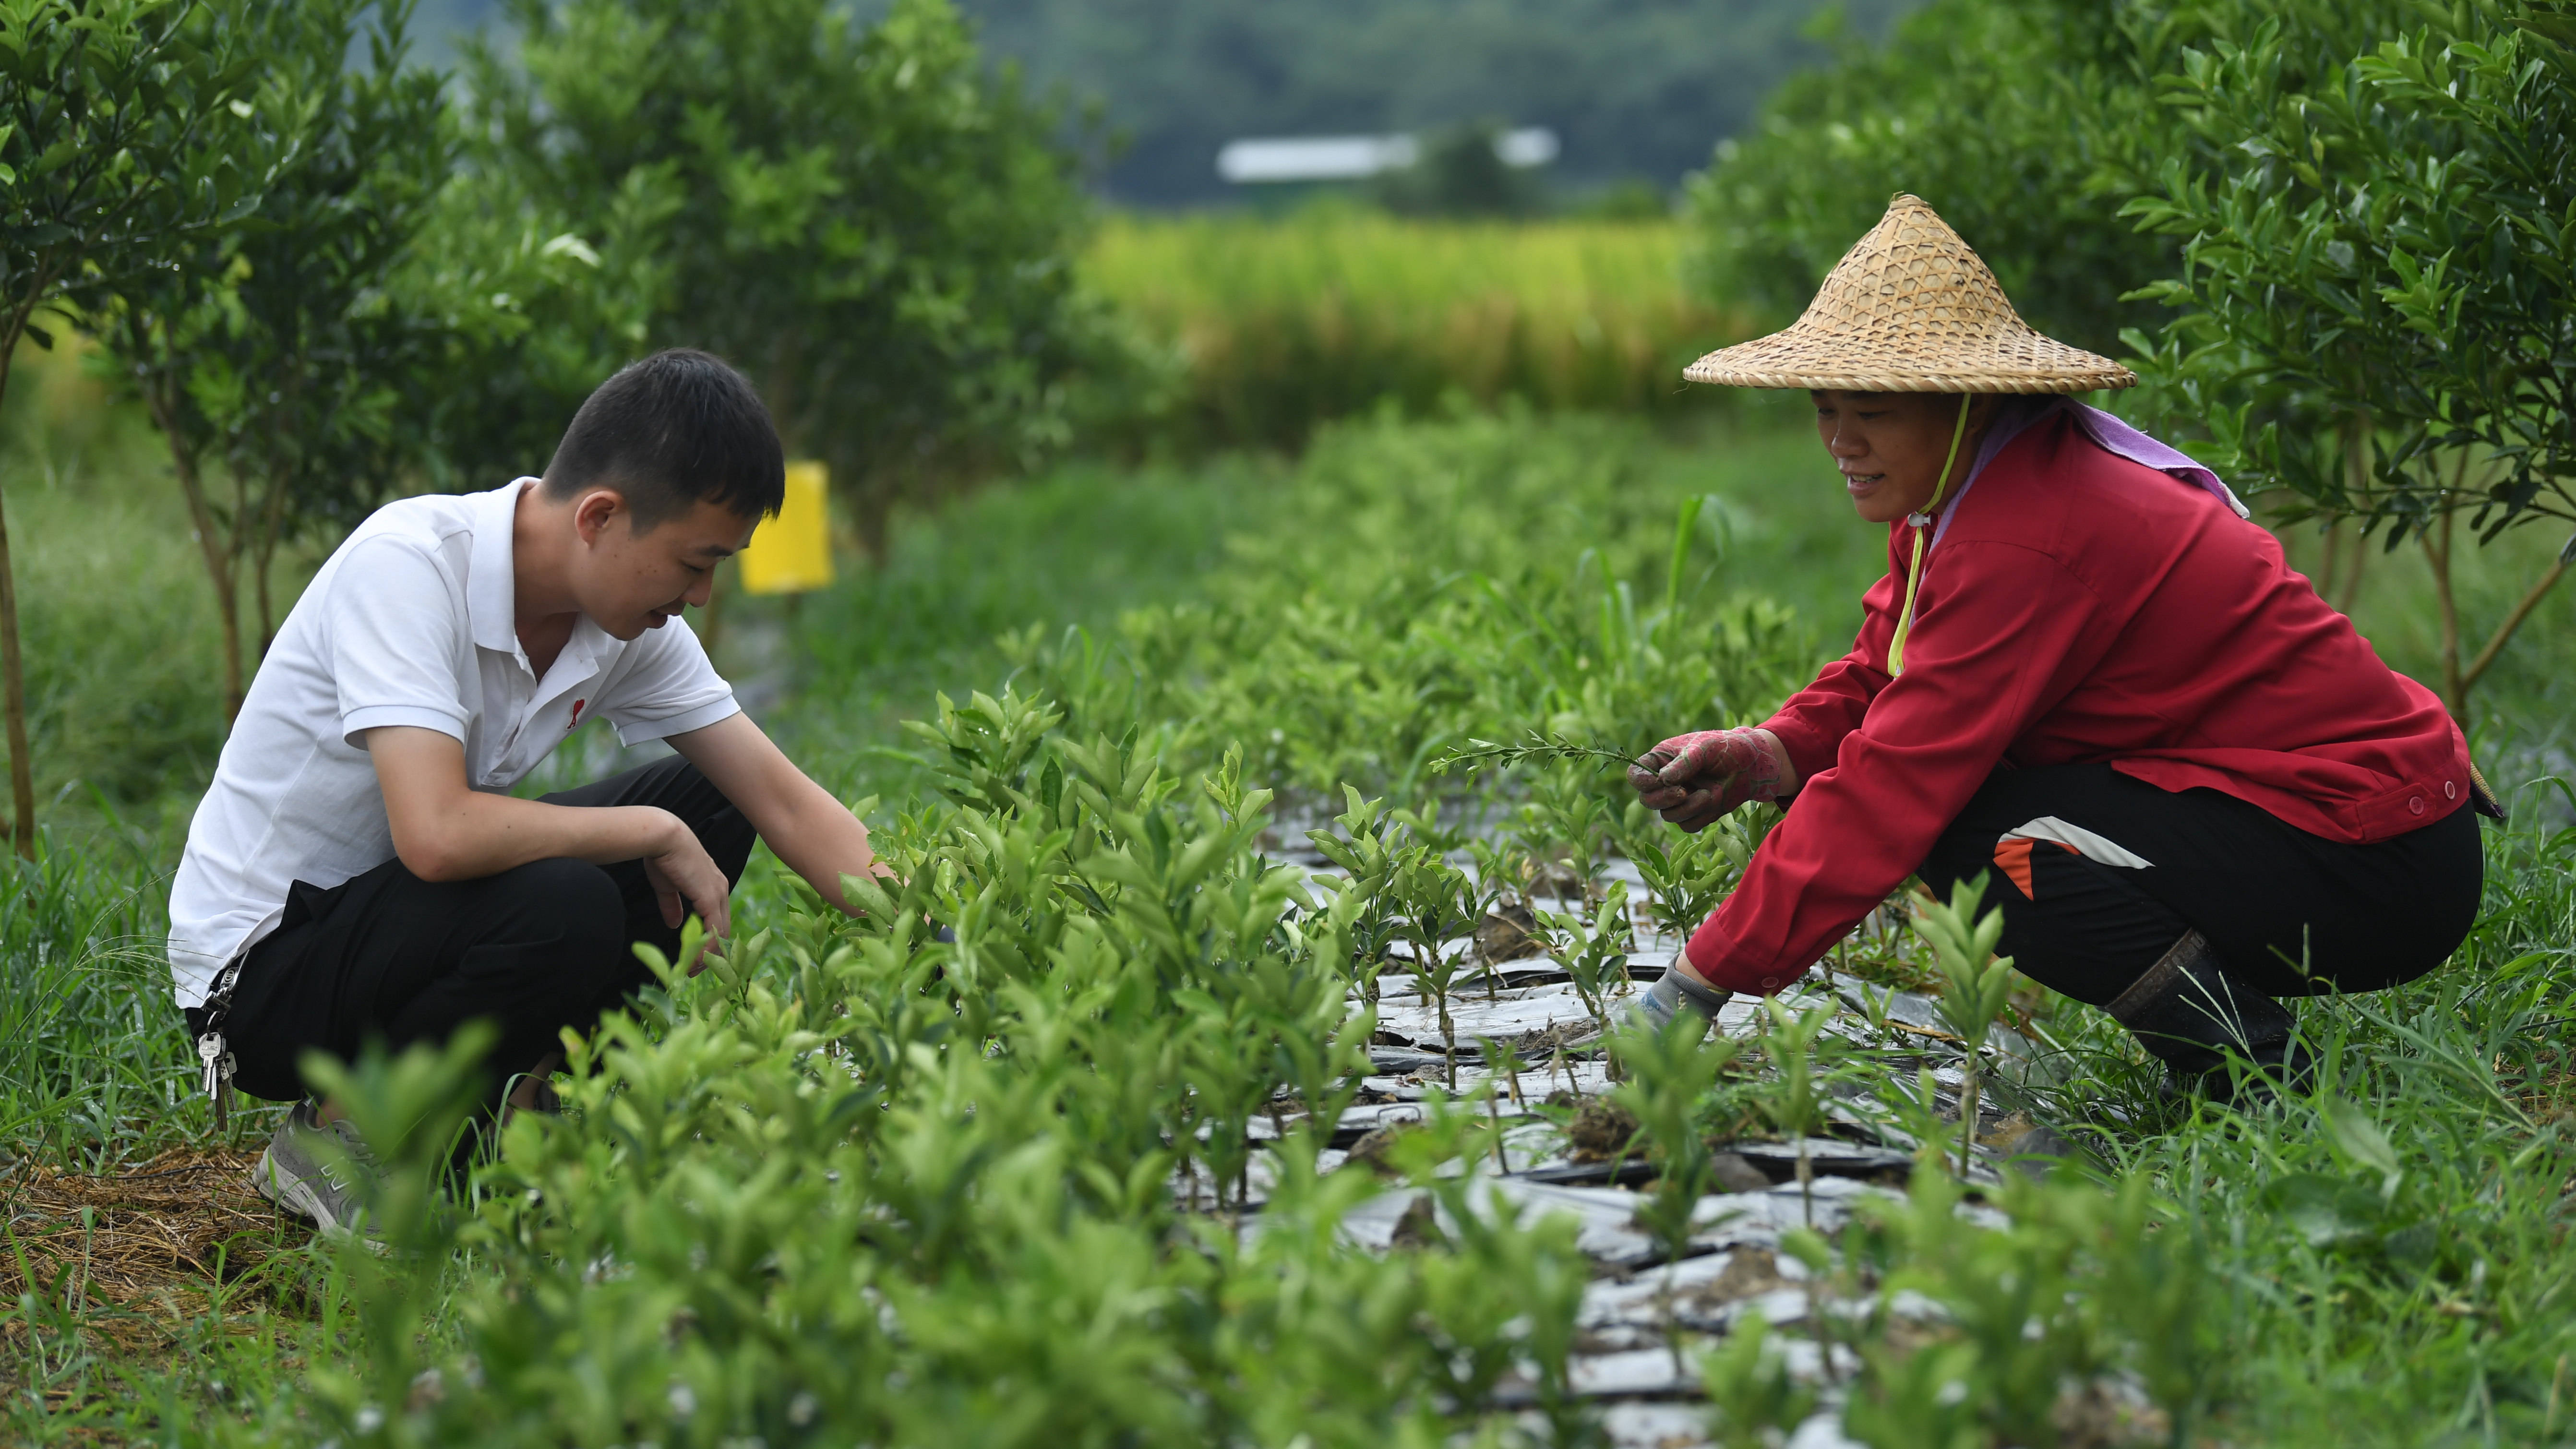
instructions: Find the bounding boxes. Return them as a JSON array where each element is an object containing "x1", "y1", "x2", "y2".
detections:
[{"x1": 1627, "y1": 728, "x2": 1793, "y2": 833}]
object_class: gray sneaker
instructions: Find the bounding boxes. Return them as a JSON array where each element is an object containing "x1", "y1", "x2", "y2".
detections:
[{"x1": 254, "y1": 1102, "x2": 386, "y2": 1249}]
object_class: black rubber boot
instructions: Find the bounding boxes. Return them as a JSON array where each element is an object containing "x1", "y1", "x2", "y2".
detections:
[{"x1": 2103, "y1": 930, "x2": 2314, "y2": 1102}]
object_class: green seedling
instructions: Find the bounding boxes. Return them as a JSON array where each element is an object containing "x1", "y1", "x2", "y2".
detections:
[
  {"x1": 1758, "y1": 995, "x2": 1836, "y2": 1228},
  {"x1": 1393, "y1": 848, "x2": 1482, "y2": 1089},
  {"x1": 1537, "y1": 880, "x2": 1635, "y2": 1043},
  {"x1": 1510, "y1": 760, "x2": 1621, "y2": 902},
  {"x1": 1778, "y1": 1225, "x2": 1847, "y2": 1385},
  {"x1": 1851, "y1": 979, "x2": 1898, "y2": 1036},
  {"x1": 1612, "y1": 1009, "x2": 1746, "y2": 1379},
  {"x1": 1476, "y1": 1037, "x2": 1520, "y2": 1171},
  {"x1": 1476, "y1": 1034, "x2": 1526, "y2": 1111},
  {"x1": 1702, "y1": 1311, "x2": 1817, "y2": 1449},
  {"x1": 295, "y1": 1024, "x2": 497, "y2": 1439},
  {"x1": 1611, "y1": 1010, "x2": 1744, "y2": 1263},
  {"x1": 1621, "y1": 808, "x2": 1740, "y2": 945},
  {"x1": 1913, "y1": 874, "x2": 2016, "y2": 1176},
  {"x1": 1464, "y1": 835, "x2": 1535, "y2": 908},
  {"x1": 1463, "y1": 835, "x2": 1540, "y2": 1000},
  {"x1": 1308, "y1": 786, "x2": 1410, "y2": 1001}
]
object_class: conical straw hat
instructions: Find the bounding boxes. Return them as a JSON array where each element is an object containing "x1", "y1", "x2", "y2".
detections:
[{"x1": 1684, "y1": 194, "x2": 2135, "y2": 393}]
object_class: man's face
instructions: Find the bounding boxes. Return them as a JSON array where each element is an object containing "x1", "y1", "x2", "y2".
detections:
[{"x1": 572, "y1": 491, "x2": 761, "y2": 640}]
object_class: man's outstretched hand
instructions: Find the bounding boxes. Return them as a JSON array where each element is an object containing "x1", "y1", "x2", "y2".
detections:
[
  {"x1": 642, "y1": 817, "x2": 732, "y2": 972},
  {"x1": 1629, "y1": 727, "x2": 1796, "y2": 832}
]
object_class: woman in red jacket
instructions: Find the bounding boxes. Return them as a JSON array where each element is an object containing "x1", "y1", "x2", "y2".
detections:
[{"x1": 1632, "y1": 196, "x2": 2491, "y2": 1097}]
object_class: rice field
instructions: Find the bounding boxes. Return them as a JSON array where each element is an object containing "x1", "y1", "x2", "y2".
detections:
[{"x1": 1083, "y1": 210, "x2": 1745, "y2": 450}]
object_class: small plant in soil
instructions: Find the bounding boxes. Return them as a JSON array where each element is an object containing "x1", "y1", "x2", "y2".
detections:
[
  {"x1": 1611, "y1": 1010, "x2": 1744, "y2": 1262},
  {"x1": 1701, "y1": 1310, "x2": 1817, "y2": 1449},
  {"x1": 1914, "y1": 874, "x2": 2015, "y2": 1175},
  {"x1": 1307, "y1": 786, "x2": 1410, "y2": 1002},
  {"x1": 1619, "y1": 801, "x2": 1741, "y2": 944},
  {"x1": 1509, "y1": 761, "x2": 1621, "y2": 903},
  {"x1": 1463, "y1": 839, "x2": 1542, "y2": 1000},
  {"x1": 1539, "y1": 880, "x2": 1635, "y2": 1042},
  {"x1": 1392, "y1": 848, "x2": 1482, "y2": 1088},
  {"x1": 1757, "y1": 995, "x2": 1836, "y2": 1227},
  {"x1": 1612, "y1": 1009, "x2": 1746, "y2": 1377}
]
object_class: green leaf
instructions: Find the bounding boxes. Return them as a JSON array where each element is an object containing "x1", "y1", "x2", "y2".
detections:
[
  {"x1": 2262, "y1": 1172, "x2": 2384, "y2": 1250},
  {"x1": 2320, "y1": 1096, "x2": 2400, "y2": 1179}
]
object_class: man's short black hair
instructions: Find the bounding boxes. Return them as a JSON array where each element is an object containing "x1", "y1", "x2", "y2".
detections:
[{"x1": 542, "y1": 349, "x2": 786, "y2": 528}]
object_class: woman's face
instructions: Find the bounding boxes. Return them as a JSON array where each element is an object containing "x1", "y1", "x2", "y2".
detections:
[{"x1": 1811, "y1": 390, "x2": 1992, "y2": 525}]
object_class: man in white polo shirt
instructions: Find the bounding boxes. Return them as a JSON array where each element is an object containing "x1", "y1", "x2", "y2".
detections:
[{"x1": 168, "y1": 349, "x2": 884, "y2": 1239}]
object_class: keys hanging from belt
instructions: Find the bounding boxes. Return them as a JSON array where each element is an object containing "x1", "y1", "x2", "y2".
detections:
[
  {"x1": 198, "y1": 1030, "x2": 236, "y2": 1132},
  {"x1": 194, "y1": 953, "x2": 247, "y2": 1134}
]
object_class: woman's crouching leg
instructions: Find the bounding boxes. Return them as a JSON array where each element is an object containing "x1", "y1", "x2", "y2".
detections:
[{"x1": 1915, "y1": 763, "x2": 2480, "y2": 1097}]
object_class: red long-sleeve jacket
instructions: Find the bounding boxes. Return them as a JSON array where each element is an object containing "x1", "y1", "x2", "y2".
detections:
[{"x1": 1683, "y1": 410, "x2": 2471, "y2": 995}]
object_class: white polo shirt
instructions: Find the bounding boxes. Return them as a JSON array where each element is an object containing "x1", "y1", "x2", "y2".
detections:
[{"x1": 166, "y1": 480, "x2": 740, "y2": 1008}]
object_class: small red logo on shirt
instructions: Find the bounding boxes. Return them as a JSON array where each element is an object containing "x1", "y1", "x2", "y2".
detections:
[{"x1": 567, "y1": 699, "x2": 586, "y2": 730}]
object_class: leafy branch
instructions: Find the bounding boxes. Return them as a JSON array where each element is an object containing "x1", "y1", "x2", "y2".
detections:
[{"x1": 1429, "y1": 731, "x2": 1642, "y2": 777}]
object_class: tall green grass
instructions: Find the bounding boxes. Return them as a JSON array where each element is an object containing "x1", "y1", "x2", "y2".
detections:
[
  {"x1": 0, "y1": 835, "x2": 188, "y2": 1169},
  {"x1": 1086, "y1": 209, "x2": 1744, "y2": 452}
]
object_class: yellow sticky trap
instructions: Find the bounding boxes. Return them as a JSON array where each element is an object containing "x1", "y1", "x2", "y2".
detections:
[{"x1": 739, "y1": 461, "x2": 835, "y2": 595}]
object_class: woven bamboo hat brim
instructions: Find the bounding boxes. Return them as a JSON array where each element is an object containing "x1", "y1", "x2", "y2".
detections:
[{"x1": 1684, "y1": 194, "x2": 2136, "y2": 394}]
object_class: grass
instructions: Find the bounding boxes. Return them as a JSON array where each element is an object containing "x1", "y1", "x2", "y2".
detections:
[{"x1": 2, "y1": 354, "x2": 2574, "y2": 1442}]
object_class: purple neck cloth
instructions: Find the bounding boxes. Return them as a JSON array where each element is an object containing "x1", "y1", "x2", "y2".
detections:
[{"x1": 1928, "y1": 395, "x2": 2250, "y2": 549}]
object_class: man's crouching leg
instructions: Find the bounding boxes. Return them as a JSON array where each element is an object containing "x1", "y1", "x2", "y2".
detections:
[{"x1": 221, "y1": 855, "x2": 639, "y2": 1236}]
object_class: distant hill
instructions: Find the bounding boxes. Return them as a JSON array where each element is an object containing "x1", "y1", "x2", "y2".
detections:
[{"x1": 407, "y1": 0, "x2": 1914, "y2": 206}]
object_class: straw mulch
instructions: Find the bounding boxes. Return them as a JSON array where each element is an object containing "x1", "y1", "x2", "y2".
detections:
[{"x1": 0, "y1": 1147, "x2": 309, "y2": 1358}]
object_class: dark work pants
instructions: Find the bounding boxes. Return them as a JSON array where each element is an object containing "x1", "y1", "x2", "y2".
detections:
[
  {"x1": 1914, "y1": 764, "x2": 2483, "y2": 1006},
  {"x1": 195, "y1": 756, "x2": 757, "y2": 1104}
]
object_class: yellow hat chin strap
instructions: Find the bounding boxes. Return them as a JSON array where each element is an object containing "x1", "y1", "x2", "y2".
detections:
[{"x1": 1885, "y1": 393, "x2": 1973, "y2": 677}]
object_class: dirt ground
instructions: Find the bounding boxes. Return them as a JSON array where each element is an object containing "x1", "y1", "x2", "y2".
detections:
[{"x1": 1, "y1": 1147, "x2": 311, "y2": 1365}]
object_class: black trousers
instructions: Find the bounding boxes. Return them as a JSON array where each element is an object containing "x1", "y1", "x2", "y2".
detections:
[
  {"x1": 197, "y1": 756, "x2": 757, "y2": 1103},
  {"x1": 1914, "y1": 764, "x2": 2483, "y2": 1006}
]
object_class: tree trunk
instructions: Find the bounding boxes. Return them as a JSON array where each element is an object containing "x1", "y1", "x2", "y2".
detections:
[
  {"x1": 0, "y1": 296, "x2": 46, "y2": 858},
  {"x1": 698, "y1": 562, "x2": 727, "y2": 660},
  {"x1": 2325, "y1": 409, "x2": 2376, "y2": 616},
  {"x1": 2331, "y1": 528, "x2": 2370, "y2": 615},
  {"x1": 252, "y1": 471, "x2": 288, "y2": 659},
  {"x1": 2341, "y1": 409, "x2": 2372, "y2": 512},
  {"x1": 149, "y1": 379, "x2": 247, "y2": 724},
  {"x1": 2423, "y1": 506, "x2": 2464, "y2": 718},
  {"x1": 0, "y1": 474, "x2": 35, "y2": 861},
  {"x1": 2457, "y1": 550, "x2": 2572, "y2": 704},
  {"x1": 252, "y1": 367, "x2": 302, "y2": 658}
]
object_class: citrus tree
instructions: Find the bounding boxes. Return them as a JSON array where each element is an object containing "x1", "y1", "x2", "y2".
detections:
[
  {"x1": 2123, "y1": 3, "x2": 2576, "y2": 716},
  {"x1": 390, "y1": 162, "x2": 673, "y2": 500},
  {"x1": 1681, "y1": 0, "x2": 2424, "y2": 359},
  {"x1": 0, "y1": 0, "x2": 275, "y2": 853},
  {"x1": 93, "y1": 0, "x2": 451, "y2": 723},
  {"x1": 457, "y1": 0, "x2": 1112, "y2": 555}
]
